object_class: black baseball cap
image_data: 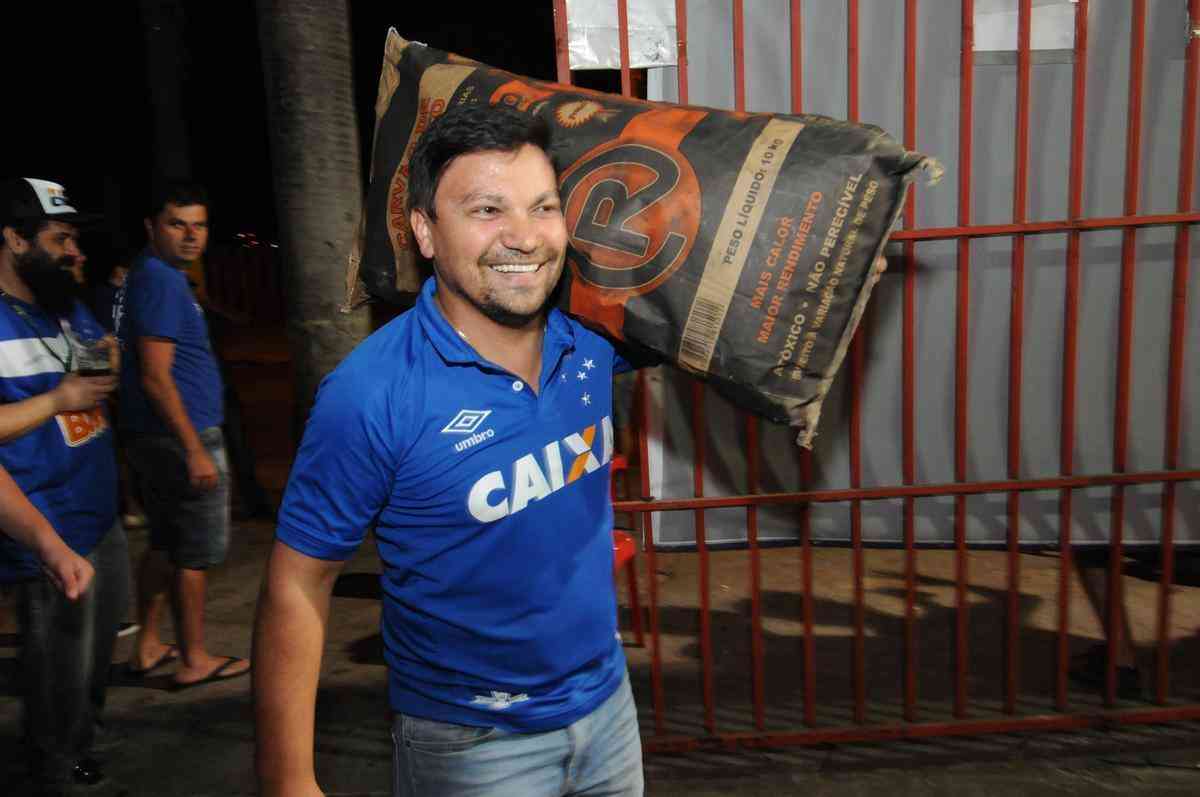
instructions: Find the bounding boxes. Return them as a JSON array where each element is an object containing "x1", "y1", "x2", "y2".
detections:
[{"x1": 0, "y1": 177, "x2": 102, "y2": 229}]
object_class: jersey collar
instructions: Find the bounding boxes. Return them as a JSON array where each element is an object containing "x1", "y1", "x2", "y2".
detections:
[{"x1": 415, "y1": 277, "x2": 576, "y2": 372}]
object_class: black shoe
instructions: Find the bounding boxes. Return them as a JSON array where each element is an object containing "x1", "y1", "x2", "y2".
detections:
[
  {"x1": 71, "y1": 757, "x2": 105, "y2": 787},
  {"x1": 90, "y1": 719, "x2": 126, "y2": 754},
  {"x1": 1068, "y1": 644, "x2": 1143, "y2": 700}
]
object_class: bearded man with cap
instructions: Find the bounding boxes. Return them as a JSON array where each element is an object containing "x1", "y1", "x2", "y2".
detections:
[{"x1": 0, "y1": 177, "x2": 129, "y2": 794}]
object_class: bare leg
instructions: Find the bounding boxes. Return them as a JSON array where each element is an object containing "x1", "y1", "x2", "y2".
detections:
[
  {"x1": 130, "y1": 549, "x2": 174, "y2": 669},
  {"x1": 1076, "y1": 562, "x2": 1137, "y2": 667},
  {"x1": 172, "y1": 567, "x2": 249, "y2": 684}
]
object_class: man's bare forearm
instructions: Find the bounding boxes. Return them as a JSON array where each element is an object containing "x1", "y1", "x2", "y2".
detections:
[
  {"x1": 0, "y1": 392, "x2": 61, "y2": 443},
  {"x1": 141, "y1": 369, "x2": 204, "y2": 452},
  {"x1": 253, "y1": 540, "x2": 342, "y2": 795},
  {"x1": 0, "y1": 464, "x2": 67, "y2": 560}
]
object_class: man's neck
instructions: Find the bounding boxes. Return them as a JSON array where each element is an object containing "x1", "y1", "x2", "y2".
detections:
[
  {"x1": 0, "y1": 259, "x2": 34, "y2": 304},
  {"x1": 435, "y1": 293, "x2": 546, "y2": 390}
]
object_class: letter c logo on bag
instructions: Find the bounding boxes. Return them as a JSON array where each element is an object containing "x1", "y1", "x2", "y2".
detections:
[{"x1": 560, "y1": 140, "x2": 699, "y2": 293}]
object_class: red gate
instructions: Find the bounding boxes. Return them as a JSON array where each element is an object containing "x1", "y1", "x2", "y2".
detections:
[{"x1": 552, "y1": 0, "x2": 1200, "y2": 753}]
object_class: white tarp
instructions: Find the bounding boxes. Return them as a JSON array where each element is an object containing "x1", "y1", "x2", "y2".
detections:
[
  {"x1": 566, "y1": 0, "x2": 677, "y2": 70},
  {"x1": 974, "y1": 0, "x2": 1078, "y2": 51}
]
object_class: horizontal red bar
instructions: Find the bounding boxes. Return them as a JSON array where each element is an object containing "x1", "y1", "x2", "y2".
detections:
[
  {"x1": 893, "y1": 211, "x2": 1200, "y2": 242},
  {"x1": 615, "y1": 469, "x2": 1200, "y2": 512},
  {"x1": 640, "y1": 704, "x2": 1200, "y2": 753}
]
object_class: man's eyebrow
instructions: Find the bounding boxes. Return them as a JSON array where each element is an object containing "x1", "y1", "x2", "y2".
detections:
[{"x1": 459, "y1": 191, "x2": 508, "y2": 206}]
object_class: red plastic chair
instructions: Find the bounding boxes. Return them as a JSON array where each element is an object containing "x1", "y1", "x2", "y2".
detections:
[{"x1": 610, "y1": 455, "x2": 644, "y2": 646}]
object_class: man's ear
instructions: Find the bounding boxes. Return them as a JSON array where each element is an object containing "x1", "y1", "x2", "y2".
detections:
[
  {"x1": 1, "y1": 226, "x2": 29, "y2": 254},
  {"x1": 409, "y1": 209, "x2": 436, "y2": 260}
]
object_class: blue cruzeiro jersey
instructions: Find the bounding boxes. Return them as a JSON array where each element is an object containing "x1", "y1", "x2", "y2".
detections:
[
  {"x1": 277, "y1": 278, "x2": 629, "y2": 732},
  {"x1": 0, "y1": 297, "x2": 117, "y2": 582}
]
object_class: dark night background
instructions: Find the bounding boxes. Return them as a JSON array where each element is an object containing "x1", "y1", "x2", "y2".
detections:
[{"x1": 1, "y1": 3, "x2": 618, "y2": 276}]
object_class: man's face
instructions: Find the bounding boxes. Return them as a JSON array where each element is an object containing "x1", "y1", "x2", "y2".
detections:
[
  {"x1": 410, "y1": 143, "x2": 567, "y2": 331},
  {"x1": 11, "y1": 221, "x2": 85, "y2": 316},
  {"x1": 146, "y1": 202, "x2": 209, "y2": 266}
]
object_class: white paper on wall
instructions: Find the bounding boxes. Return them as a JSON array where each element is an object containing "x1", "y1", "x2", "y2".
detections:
[
  {"x1": 974, "y1": 0, "x2": 1078, "y2": 51},
  {"x1": 566, "y1": 0, "x2": 678, "y2": 70}
]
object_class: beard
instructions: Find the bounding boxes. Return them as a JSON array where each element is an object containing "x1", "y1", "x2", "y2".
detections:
[
  {"x1": 14, "y1": 247, "x2": 81, "y2": 317},
  {"x1": 475, "y1": 291, "x2": 548, "y2": 329}
]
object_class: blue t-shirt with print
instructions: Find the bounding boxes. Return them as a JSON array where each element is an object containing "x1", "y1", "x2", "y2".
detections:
[
  {"x1": 277, "y1": 277, "x2": 630, "y2": 733},
  {"x1": 115, "y1": 250, "x2": 223, "y2": 435},
  {"x1": 0, "y1": 297, "x2": 118, "y2": 582}
]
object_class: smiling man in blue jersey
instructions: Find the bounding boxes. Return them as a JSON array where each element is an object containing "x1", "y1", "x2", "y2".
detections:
[
  {"x1": 253, "y1": 105, "x2": 642, "y2": 797},
  {"x1": 0, "y1": 177, "x2": 129, "y2": 794}
]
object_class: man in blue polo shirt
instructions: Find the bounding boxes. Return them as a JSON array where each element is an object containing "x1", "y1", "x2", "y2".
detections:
[
  {"x1": 253, "y1": 105, "x2": 643, "y2": 796},
  {"x1": 0, "y1": 177, "x2": 128, "y2": 793},
  {"x1": 115, "y1": 181, "x2": 250, "y2": 689}
]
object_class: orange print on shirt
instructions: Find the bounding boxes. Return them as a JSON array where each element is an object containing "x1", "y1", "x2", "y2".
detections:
[{"x1": 55, "y1": 407, "x2": 108, "y2": 448}]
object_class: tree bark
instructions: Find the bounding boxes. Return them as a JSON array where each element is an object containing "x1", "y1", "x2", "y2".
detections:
[
  {"x1": 255, "y1": 0, "x2": 370, "y2": 429},
  {"x1": 139, "y1": 0, "x2": 194, "y2": 179}
]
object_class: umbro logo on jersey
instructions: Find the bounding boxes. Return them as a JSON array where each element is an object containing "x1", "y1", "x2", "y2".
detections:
[{"x1": 442, "y1": 409, "x2": 492, "y2": 435}]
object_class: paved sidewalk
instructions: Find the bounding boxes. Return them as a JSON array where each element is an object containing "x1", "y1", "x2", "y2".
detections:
[{"x1": 2, "y1": 516, "x2": 1199, "y2": 795}]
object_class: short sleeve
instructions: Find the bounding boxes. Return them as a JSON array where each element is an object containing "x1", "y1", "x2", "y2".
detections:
[
  {"x1": 127, "y1": 268, "x2": 188, "y2": 341},
  {"x1": 275, "y1": 364, "x2": 409, "y2": 561}
]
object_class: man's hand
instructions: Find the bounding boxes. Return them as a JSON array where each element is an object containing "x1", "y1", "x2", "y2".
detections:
[
  {"x1": 39, "y1": 539, "x2": 95, "y2": 600},
  {"x1": 187, "y1": 447, "x2": 220, "y2": 491},
  {"x1": 101, "y1": 334, "x2": 121, "y2": 374},
  {"x1": 874, "y1": 255, "x2": 889, "y2": 275},
  {"x1": 51, "y1": 373, "x2": 117, "y2": 413}
]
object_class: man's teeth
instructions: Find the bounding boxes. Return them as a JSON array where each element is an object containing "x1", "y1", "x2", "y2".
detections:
[{"x1": 490, "y1": 264, "x2": 540, "y2": 273}]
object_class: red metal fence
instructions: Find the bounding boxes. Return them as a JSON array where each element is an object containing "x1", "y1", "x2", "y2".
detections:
[{"x1": 552, "y1": 0, "x2": 1200, "y2": 753}]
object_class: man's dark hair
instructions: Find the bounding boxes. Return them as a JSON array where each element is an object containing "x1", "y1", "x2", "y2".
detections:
[
  {"x1": 147, "y1": 179, "x2": 209, "y2": 220},
  {"x1": 407, "y1": 104, "x2": 554, "y2": 220},
  {"x1": 2, "y1": 217, "x2": 50, "y2": 245}
]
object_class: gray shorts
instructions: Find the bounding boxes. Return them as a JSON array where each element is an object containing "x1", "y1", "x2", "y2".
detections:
[{"x1": 126, "y1": 426, "x2": 231, "y2": 570}]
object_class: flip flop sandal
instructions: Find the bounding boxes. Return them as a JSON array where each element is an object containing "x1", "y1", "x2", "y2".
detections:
[
  {"x1": 169, "y1": 657, "x2": 251, "y2": 692},
  {"x1": 127, "y1": 645, "x2": 180, "y2": 676}
]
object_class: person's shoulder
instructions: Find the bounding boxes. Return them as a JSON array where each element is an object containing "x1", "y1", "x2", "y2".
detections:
[
  {"x1": 322, "y1": 308, "x2": 422, "y2": 399},
  {"x1": 129, "y1": 252, "x2": 184, "y2": 285},
  {"x1": 555, "y1": 310, "x2": 616, "y2": 355}
]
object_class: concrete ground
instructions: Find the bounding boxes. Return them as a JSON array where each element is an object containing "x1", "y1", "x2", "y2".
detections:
[{"x1": 2, "y1": 337, "x2": 1200, "y2": 794}]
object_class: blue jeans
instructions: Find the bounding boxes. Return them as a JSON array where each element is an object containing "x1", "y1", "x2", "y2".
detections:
[
  {"x1": 17, "y1": 521, "x2": 129, "y2": 786},
  {"x1": 391, "y1": 673, "x2": 644, "y2": 797}
]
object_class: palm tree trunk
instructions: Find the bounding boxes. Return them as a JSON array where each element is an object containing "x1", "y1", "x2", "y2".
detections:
[{"x1": 255, "y1": 0, "x2": 370, "y2": 429}]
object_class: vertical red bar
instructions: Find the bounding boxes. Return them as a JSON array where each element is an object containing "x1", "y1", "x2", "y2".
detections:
[
  {"x1": 788, "y1": 1, "x2": 815, "y2": 729},
  {"x1": 1108, "y1": 0, "x2": 1146, "y2": 707},
  {"x1": 552, "y1": 0, "x2": 571, "y2": 84},
  {"x1": 1059, "y1": 0, "x2": 1090, "y2": 713},
  {"x1": 800, "y1": 448, "x2": 816, "y2": 727},
  {"x1": 1157, "y1": 0, "x2": 1199, "y2": 706},
  {"x1": 746, "y1": 415, "x2": 766, "y2": 730},
  {"x1": 1003, "y1": 0, "x2": 1033, "y2": 717},
  {"x1": 675, "y1": 0, "x2": 689, "y2": 104},
  {"x1": 846, "y1": 0, "x2": 866, "y2": 726},
  {"x1": 635, "y1": 372, "x2": 666, "y2": 736},
  {"x1": 954, "y1": 0, "x2": 975, "y2": 721},
  {"x1": 730, "y1": 0, "x2": 745, "y2": 125},
  {"x1": 617, "y1": 0, "x2": 633, "y2": 97},
  {"x1": 730, "y1": 0, "x2": 766, "y2": 732},
  {"x1": 902, "y1": 0, "x2": 920, "y2": 724},
  {"x1": 691, "y1": 382, "x2": 716, "y2": 733},
  {"x1": 790, "y1": 0, "x2": 803, "y2": 113}
]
